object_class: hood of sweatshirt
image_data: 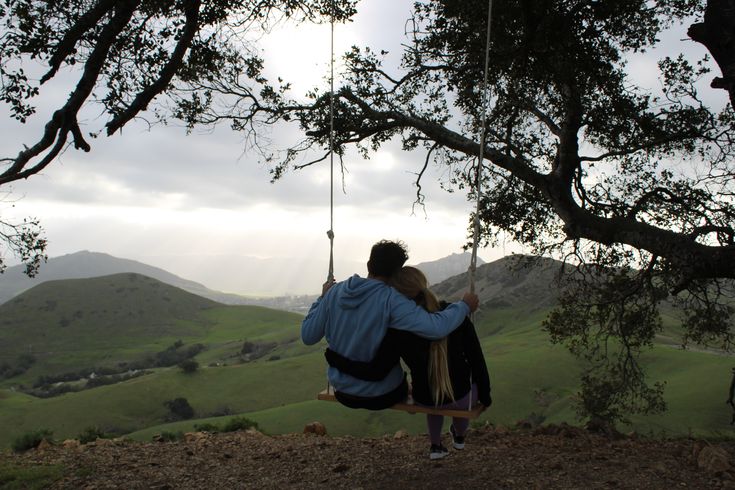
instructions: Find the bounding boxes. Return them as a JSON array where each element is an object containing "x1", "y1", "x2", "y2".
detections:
[{"x1": 338, "y1": 274, "x2": 387, "y2": 310}]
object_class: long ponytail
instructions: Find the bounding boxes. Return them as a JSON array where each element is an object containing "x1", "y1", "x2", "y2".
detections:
[
  {"x1": 390, "y1": 267, "x2": 454, "y2": 405},
  {"x1": 429, "y1": 337, "x2": 455, "y2": 404}
]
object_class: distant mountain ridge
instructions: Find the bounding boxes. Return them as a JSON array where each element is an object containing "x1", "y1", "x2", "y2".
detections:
[
  {"x1": 0, "y1": 250, "x2": 490, "y2": 311},
  {"x1": 413, "y1": 252, "x2": 486, "y2": 285},
  {"x1": 0, "y1": 251, "x2": 249, "y2": 307},
  {"x1": 432, "y1": 254, "x2": 563, "y2": 310}
]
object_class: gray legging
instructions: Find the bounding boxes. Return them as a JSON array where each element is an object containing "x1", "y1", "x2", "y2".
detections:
[{"x1": 420, "y1": 384, "x2": 477, "y2": 446}]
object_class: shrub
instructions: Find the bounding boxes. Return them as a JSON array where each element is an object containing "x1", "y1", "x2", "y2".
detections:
[
  {"x1": 16, "y1": 353, "x2": 36, "y2": 369},
  {"x1": 154, "y1": 341, "x2": 205, "y2": 368},
  {"x1": 178, "y1": 359, "x2": 199, "y2": 374},
  {"x1": 0, "y1": 462, "x2": 64, "y2": 488},
  {"x1": 11, "y1": 429, "x2": 53, "y2": 453},
  {"x1": 158, "y1": 431, "x2": 183, "y2": 442},
  {"x1": 193, "y1": 423, "x2": 220, "y2": 433},
  {"x1": 222, "y1": 417, "x2": 259, "y2": 433},
  {"x1": 1, "y1": 353, "x2": 37, "y2": 380},
  {"x1": 186, "y1": 344, "x2": 205, "y2": 357},
  {"x1": 2, "y1": 367, "x2": 26, "y2": 379},
  {"x1": 164, "y1": 397, "x2": 194, "y2": 421},
  {"x1": 77, "y1": 426, "x2": 107, "y2": 444},
  {"x1": 240, "y1": 341, "x2": 277, "y2": 361},
  {"x1": 28, "y1": 384, "x2": 78, "y2": 398},
  {"x1": 209, "y1": 406, "x2": 232, "y2": 417}
]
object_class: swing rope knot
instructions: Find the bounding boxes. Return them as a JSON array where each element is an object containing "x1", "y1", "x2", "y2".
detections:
[{"x1": 327, "y1": 229, "x2": 334, "y2": 240}]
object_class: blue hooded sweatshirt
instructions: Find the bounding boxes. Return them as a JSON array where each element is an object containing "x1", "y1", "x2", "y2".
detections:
[{"x1": 301, "y1": 274, "x2": 470, "y2": 397}]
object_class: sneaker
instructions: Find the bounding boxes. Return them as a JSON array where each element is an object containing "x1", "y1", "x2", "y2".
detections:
[
  {"x1": 450, "y1": 425, "x2": 465, "y2": 450},
  {"x1": 429, "y1": 444, "x2": 449, "y2": 460}
]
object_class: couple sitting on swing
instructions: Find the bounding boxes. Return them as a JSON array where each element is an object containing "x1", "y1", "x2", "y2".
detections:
[{"x1": 301, "y1": 240, "x2": 491, "y2": 459}]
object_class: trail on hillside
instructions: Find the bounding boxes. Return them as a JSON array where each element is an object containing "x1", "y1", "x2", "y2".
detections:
[{"x1": 3, "y1": 425, "x2": 734, "y2": 489}]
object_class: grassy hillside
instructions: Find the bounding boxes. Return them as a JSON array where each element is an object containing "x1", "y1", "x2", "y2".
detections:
[
  {"x1": 0, "y1": 274, "x2": 304, "y2": 386},
  {"x1": 0, "y1": 273, "x2": 216, "y2": 353},
  {"x1": 0, "y1": 265, "x2": 733, "y2": 450},
  {"x1": 1, "y1": 304, "x2": 732, "y2": 448},
  {"x1": 0, "y1": 273, "x2": 312, "y2": 447}
]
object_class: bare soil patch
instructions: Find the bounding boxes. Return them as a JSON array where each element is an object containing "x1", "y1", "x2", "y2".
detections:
[{"x1": 3, "y1": 425, "x2": 735, "y2": 489}]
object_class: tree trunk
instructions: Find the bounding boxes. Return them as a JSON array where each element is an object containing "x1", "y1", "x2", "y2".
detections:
[{"x1": 689, "y1": 0, "x2": 735, "y2": 107}]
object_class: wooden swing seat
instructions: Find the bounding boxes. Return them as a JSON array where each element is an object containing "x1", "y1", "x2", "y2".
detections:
[{"x1": 317, "y1": 386, "x2": 484, "y2": 419}]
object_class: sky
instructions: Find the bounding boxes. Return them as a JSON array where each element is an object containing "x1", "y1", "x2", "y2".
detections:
[{"x1": 0, "y1": 1, "x2": 716, "y2": 296}]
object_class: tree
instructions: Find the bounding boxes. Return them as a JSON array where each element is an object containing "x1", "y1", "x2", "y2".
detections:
[
  {"x1": 178, "y1": 0, "x2": 735, "y2": 425},
  {"x1": 0, "y1": 213, "x2": 46, "y2": 276},
  {"x1": 0, "y1": 0, "x2": 357, "y2": 274},
  {"x1": 178, "y1": 358, "x2": 199, "y2": 374},
  {"x1": 688, "y1": 0, "x2": 735, "y2": 107},
  {"x1": 180, "y1": 1, "x2": 735, "y2": 284},
  {"x1": 164, "y1": 397, "x2": 194, "y2": 421}
]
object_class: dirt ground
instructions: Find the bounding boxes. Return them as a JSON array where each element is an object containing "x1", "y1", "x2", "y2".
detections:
[{"x1": 3, "y1": 424, "x2": 735, "y2": 489}]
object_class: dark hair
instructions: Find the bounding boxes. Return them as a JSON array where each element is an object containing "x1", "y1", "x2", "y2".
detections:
[{"x1": 367, "y1": 240, "x2": 409, "y2": 277}]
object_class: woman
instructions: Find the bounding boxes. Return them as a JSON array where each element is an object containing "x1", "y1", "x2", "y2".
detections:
[{"x1": 325, "y1": 266, "x2": 491, "y2": 460}]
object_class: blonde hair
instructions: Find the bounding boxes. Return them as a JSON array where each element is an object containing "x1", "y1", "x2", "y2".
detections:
[{"x1": 390, "y1": 266, "x2": 454, "y2": 404}]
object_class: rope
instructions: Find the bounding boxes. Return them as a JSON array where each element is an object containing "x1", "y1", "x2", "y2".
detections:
[
  {"x1": 468, "y1": 374, "x2": 473, "y2": 410},
  {"x1": 468, "y1": 2, "x2": 493, "y2": 411},
  {"x1": 326, "y1": 2, "x2": 336, "y2": 283},
  {"x1": 324, "y1": 0, "x2": 336, "y2": 395},
  {"x1": 469, "y1": 0, "x2": 493, "y2": 296}
]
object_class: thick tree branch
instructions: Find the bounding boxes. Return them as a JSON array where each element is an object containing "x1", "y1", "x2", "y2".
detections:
[
  {"x1": 553, "y1": 83, "x2": 583, "y2": 185},
  {"x1": 41, "y1": 0, "x2": 119, "y2": 84},
  {"x1": 106, "y1": 0, "x2": 202, "y2": 135},
  {"x1": 580, "y1": 133, "x2": 702, "y2": 163},
  {"x1": 688, "y1": 0, "x2": 735, "y2": 106},
  {"x1": 1, "y1": 0, "x2": 140, "y2": 185},
  {"x1": 334, "y1": 88, "x2": 735, "y2": 281},
  {"x1": 522, "y1": 102, "x2": 561, "y2": 136},
  {"x1": 688, "y1": 225, "x2": 735, "y2": 243}
]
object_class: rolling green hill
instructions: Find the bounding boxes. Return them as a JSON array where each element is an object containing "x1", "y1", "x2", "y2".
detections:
[
  {"x1": 0, "y1": 273, "x2": 215, "y2": 383},
  {"x1": 0, "y1": 261, "x2": 733, "y2": 449},
  {"x1": 0, "y1": 273, "x2": 303, "y2": 386}
]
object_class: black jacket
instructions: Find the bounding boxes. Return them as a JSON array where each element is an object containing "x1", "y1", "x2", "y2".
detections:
[{"x1": 325, "y1": 309, "x2": 491, "y2": 407}]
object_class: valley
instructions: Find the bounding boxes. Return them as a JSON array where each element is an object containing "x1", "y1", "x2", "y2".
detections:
[{"x1": 0, "y1": 253, "x2": 733, "y2": 450}]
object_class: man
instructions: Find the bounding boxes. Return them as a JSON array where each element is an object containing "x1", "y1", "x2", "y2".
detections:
[{"x1": 301, "y1": 240, "x2": 480, "y2": 409}]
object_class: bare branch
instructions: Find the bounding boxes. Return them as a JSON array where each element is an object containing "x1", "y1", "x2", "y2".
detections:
[
  {"x1": 411, "y1": 142, "x2": 439, "y2": 215},
  {"x1": 292, "y1": 150, "x2": 330, "y2": 171},
  {"x1": 580, "y1": 133, "x2": 700, "y2": 163}
]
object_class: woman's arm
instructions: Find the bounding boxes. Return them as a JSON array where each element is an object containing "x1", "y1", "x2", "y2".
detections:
[
  {"x1": 461, "y1": 319, "x2": 492, "y2": 407},
  {"x1": 324, "y1": 329, "x2": 402, "y2": 381}
]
